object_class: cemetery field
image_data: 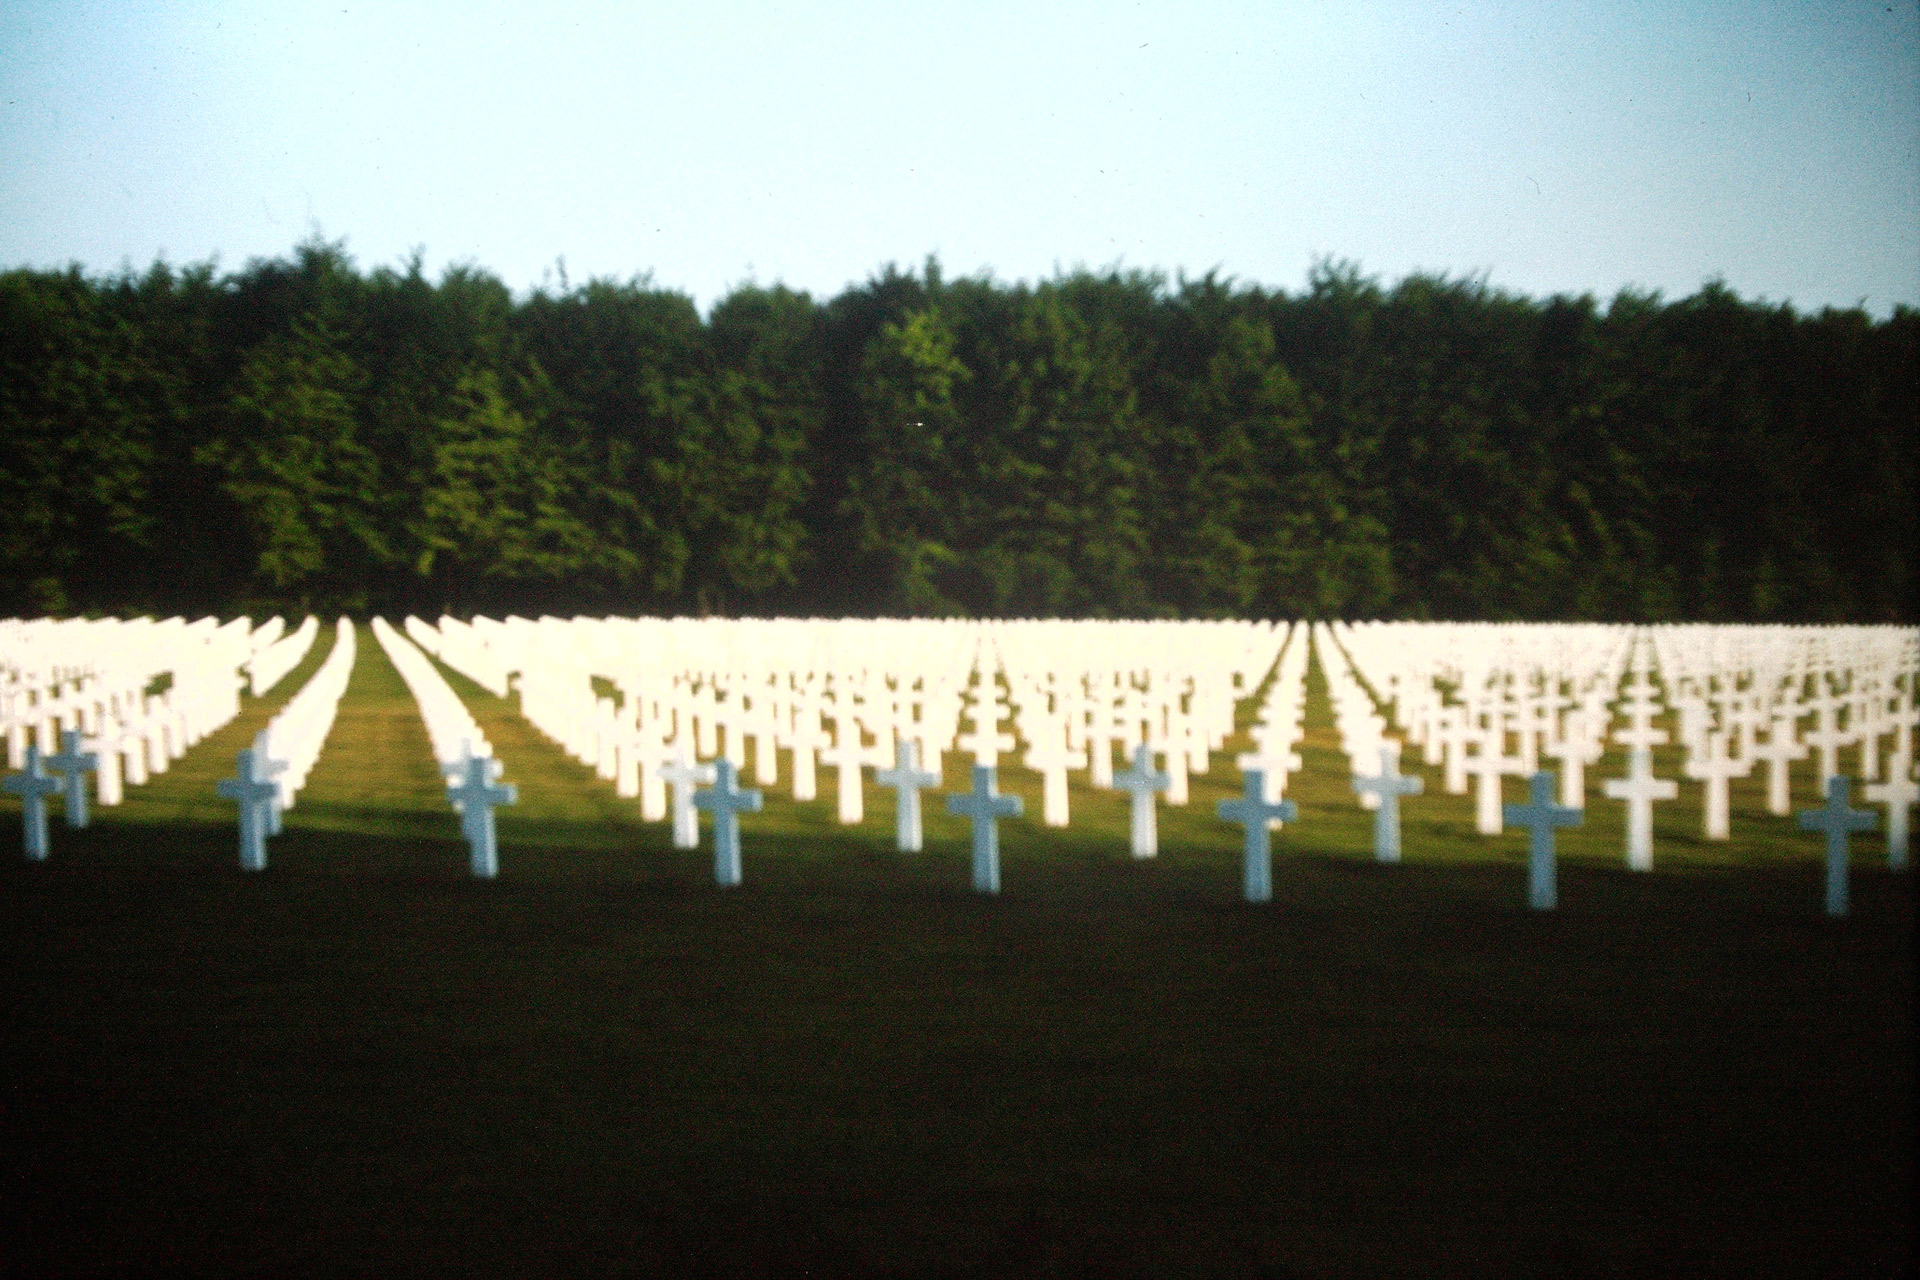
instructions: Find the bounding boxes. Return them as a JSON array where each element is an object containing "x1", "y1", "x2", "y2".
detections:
[{"x1": 1, "y1": 626, "x2": 1912, "y2": 1278}]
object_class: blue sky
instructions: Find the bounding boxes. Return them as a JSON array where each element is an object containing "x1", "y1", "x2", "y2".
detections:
[{"x1": 2, "y1": 1, "x2": 1915, "y2": 315}]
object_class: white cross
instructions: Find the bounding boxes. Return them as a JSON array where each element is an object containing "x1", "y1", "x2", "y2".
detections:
[
  {"x1": 1862, "y1": 730, "x2": 1913, "y2": 871},
  {"x1": 945, "y1": 764, "x2": 1023, "y2": 894},
  {"x1": 819, "y1": 719, "x2": 867, "y2": 825},
  {"x1": 1862, "y1": 769, "x2": 1914, "y2": 873},
  {"x1": 1217, "y1": 769, "x2": 1296, "y2": 903},
  {"x1": 1152, "y1": 717, "x2": 1192, "y2": 805},
  {"x1": 1612, "y1": 709, "x2": 1668, "y2": 755},
  {"x1": 1463, "y1": 721, "x2": 1525, "y2": 835},
  {"x1": 1438, "y1": 705, "x2": 1471, "y2": 795},
  {"x1": 786, "y1": 701, "x2": 823, "y2": 802},
  {"x1": 1021, "y1": 719, "x2": 1081, "y2": 828},
  {"x1": 956, "y1": 688, "x2": 1015, "y2": 768},
  {"x1": 43, "y1": 729, "x2": 99, "y2": 829},
  {"x1": 1799, "y1": 776, "x2": 1877, "y2": 917},
  {"x1": 1542, "y1": 703, "x2": 1603, "y2": 809},
  {"x1": 658, "y1": 751, "x2": 717, "y2": 849},
  {"x1": 1352, "y1": 741, "x2": 1423, "y2": 863},
  {"x1": 1802, "y1": 698, "x2": 1850, "y2": 786},
  {"x1": 247, "y1": 731, "x2": 289, "y2": 836},
  {"x1": 1113, "y1": 743, "x2": 1170, "y2": 858},
  {"x1": 3, "y1": 744, "x2": 63, "y2": 860},
  {"x1": 875, "y1": 739, "x2": 939, "y2": 852},
  {"x1": 1682, "y1": 729, "x2": 1748, "y2": 841},
  {"x1": 694, "y1": 758, "x2": 763, "y2": 887},
  {"x1": 1602, "y1": 747, "x2": 1677, "y2": 871},
  {"x1": 1504, "y1": 770, "x2": 1582, "y2": 910},
  {"x1": 1749, "y1": 714, "x2": 1808, "y2": 816},
  {"x1": 216, "y1": 747, "x2": 281, "y2": 872}
]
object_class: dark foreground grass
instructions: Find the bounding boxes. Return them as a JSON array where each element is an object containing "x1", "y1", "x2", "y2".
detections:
[{"x1": 0, "y1": 629, "x2": 1912, "y2": 1277}]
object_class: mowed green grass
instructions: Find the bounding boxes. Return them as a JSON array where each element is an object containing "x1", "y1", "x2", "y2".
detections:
[{"x1": 1, "y1": 626, "x2": 1911, "y2": 1278}]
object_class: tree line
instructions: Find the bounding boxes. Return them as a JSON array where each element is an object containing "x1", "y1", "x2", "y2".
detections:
[{"x1": 2, "y1": 239, "x2": 1913, "y2": 622}]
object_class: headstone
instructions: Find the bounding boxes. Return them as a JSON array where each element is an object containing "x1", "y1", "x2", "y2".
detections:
[
  {"x1": 1216, "y1": 769, "x2": 1296, "y2": 904},
  {"x1": 1439, "y1": 705, "x2": 1471, "y2": 795},
  {"x1": 1799, "y1": 776, "x2": 1877, "y2": 917},
  {"x1": 1750, "y1": 713, "x2": 1808, "y2": 816},
  {"x1": 1541, "y1": 701, "x2": 1603, "y2": 809},
  {"x1": 1504, "y1": 770, "x2": 1582, "y2": 910},
  {"x1": 1601, "y1": 747, "x2": 1677, "y2": 871},
  {"x1": 1861, "y1": 741, "x2": 1913, "y2": 871},
  {"x1": 787, "y1": 701, "x2": 822, "y2": 802},
  {"x1": 1021, "y1": 718, "x2": 1080, "y2": 828},
  {"x1": 875, "y1": 739, "x2": 938, "y2": 853},
  {"x1": 694, "y1": 758, "x2": 763, "y2": 887},
  {"x1": 448, "y1": 754, "x2": 517, "y2": 879},
  {"x1": 1682, "y1": 729, "x2": 1747, "y2": 841},
  {"x1": 659, "y1": 752, "x2": 717, "y2": 850},
  {"x1": 89, "y1": 727, "x2": 123, "y2": 806},
  {"x1": 945, "y1": 764, "x2": 1023, "y2": 894},
  {"x1": 1352, "y1": 741, "x2": 1423, "y2": 863},
  {"x1": 1802, "y1": 690, "x2": 1849, "y2": 787},
  {"x1": 957, "y1": 687, "x2": 1016, "y2": 767},
  {"x1": 43, "y1": 729, "x2": 99, "y2": 829},
  {"x1": 252, "y1": 730, "x2": 289, "y2": 836},
  {"x1": 821, "y1": 719, "x2": 867, "y2": 825},
  {"x1": 2, "y1": 745, "x2": 62, "y2": 860},
  {"x1": 1464, "y1": 720, "x2": 1524, "y2": 835},
  {"x1": 216, "y1": 748, "x2": 281, "y2": 872},
  {"x1": 1113, "y1": 743, "x2": 1171, "y2": 858}
]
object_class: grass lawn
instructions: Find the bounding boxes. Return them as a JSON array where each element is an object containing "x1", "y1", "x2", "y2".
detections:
[{"x1": 1, "y1": 626, "x2": 1911, "y2": 1277}]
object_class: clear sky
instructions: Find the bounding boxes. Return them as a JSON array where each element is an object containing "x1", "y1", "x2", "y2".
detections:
[{"x1": 3, "y1": 1, "x2": 1915, "y2": 316}]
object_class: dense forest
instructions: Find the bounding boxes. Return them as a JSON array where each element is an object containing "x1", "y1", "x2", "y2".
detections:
[{"x1": 2, "y1": 239, "x2": 1913, "y2": 622}]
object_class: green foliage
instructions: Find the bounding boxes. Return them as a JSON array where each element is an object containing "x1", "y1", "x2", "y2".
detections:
[{"x1": 0, "y1": 239, "x2": 1911, "y2": 620}]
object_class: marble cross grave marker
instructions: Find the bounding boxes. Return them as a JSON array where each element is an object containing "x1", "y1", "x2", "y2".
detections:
[
  {"x1": 2, "y1": 745, "x2": 63, "y2": 860},
  {"x1": 448, "y1": 753, "x2": 517, "y2": 879},
  {"x1": 876, "y1": 739, "x2": 939, "y2": 853},
  {"x1": 659, "y1": 751, "x2": 718, "y2": 850},
  {"x1": 1799, "y1": 776, "x2": 1877, "y2": 918},
  {"x1": 821, "y1": 720, "x2": 867, "y2": 825},
  {"x1": 1113, "y1": 743, "x2": 1171, "y2": 858},
  {"x1": 1750, "y1": 714, "x2": 1808, "y2": 816},
  {"x1": 216, "y1": 747, "x2": 281, "y2": 872},
  {"x1": 1352, "y1": 740, "x2": 1423, "y2": 863},
  {"x1": 694, "y1": 758, "x2": 763, "y2": 887},
  {"x1": 1464, "y1": 721, "x2": 1525, "y2": 835},
  {"x1": 1682, "y1": 729, "x2": 1747, "y2": 841},
  {"x1": 251, "y1": 731, "x2": 289, "y2": 836},
  {"x1": 1217, "y1": 769, "x2": 1297, "y2": 904},
  {"x1": 945, "y1": 764, "x2": 1023, "y2": 894},
  {"x1": 1504, "y1": 770, "x2": 1582, "y2": 910},
  {"x1": 44, "y1": 729, "x2": 99, "y2": 829},
  {"x1": 1861, "y1": 722, "x2": 1912, "y2": 872},
  {"x1": 1602, "y1": 748, "x2": 1677, "y2": 871},
  {"x1": 1862, "y1": 766, "x2": 1914, "y2": 872}
]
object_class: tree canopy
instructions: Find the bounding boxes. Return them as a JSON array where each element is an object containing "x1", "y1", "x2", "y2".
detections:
[{"x1": 2, "y1": 240, "x2": 1912, "y2": 621}]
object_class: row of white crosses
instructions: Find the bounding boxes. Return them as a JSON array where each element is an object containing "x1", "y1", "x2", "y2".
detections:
[
  {"x1": 1338, "y1": 621, "x2": 1916, "y2": 914},
  {"x1": 0, "y1": 615, "x2": 283, "y2": 853},
  {"x1": 1314, "y1": 623, "x2": 1422, "y2": 862},
  {"x1": 371, "y1": 618, "x2": 516, "y2": 877},
  {"x1": 216, "y1": 618, "x2": 358, "y2": 870},
  {"x1": 423, "y1": 616, "x2": 981, "y2": 851},
  {"x1": 1649, "y1": 623, "x2": 1917, "y2": 862},
  {"x1": 3, "y1": 616, "x2": 260, "y2": 786},
  {"x1": 415, "y1": 614, "x2": 1292, "y2": 894},
  {"x1": 246, "y1": 615, "x2": 320, "y2": 696},
  {"x1": 1235, "y1": 622, "x2": 1308, "y2": 818}
]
